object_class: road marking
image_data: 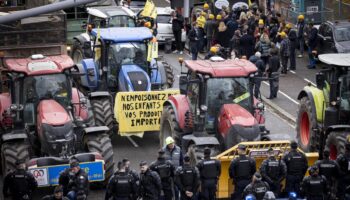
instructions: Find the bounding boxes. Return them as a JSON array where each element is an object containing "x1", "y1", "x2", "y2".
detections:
[
  {"x1": 263, "y1": 81, "x2": 300, "y2": 105},
  {"x1": 127, "y1": 136, "x2": 139, "y2": 147},
  {"x1": 303, "y1": 78, "x2": 316, "y2": 86},
  {"x1": 266, "y1": 107, "x2": 296, "y2": 129},
  {"x1": 290, "y1": 70, "x2": 296, "y2": 74}
]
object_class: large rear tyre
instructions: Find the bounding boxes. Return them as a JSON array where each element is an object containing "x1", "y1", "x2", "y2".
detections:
[
  {"x1": 1, "y1": 141, "x2": 30, "y2": 175},
  {"x1": 85, "y1": 134, "x2": 114, "y2": 183},
  {"x1": 160, "y1": 105, "x2": 183, "y2": 147},
  {"x1": 71, "y1": 41, "x2": 85, "y2": 64},
  {"x1": 296, "y1": 96, "x2": 319, "y2": 152},
  {"x1": 91, "y1": 98, "x2": 115, "y2": 137},
  {"x1": 325, "y1": 131, "x2": 348, "y2": 160},
  {"x1": 163, "y1": 62, "x2": 174, "y2": 89}
]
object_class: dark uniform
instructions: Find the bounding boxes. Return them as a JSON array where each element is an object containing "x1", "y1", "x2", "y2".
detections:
[
  {"x1": 315, "y1": 150, "x2": 339, "y2": 199},
  {"x1": 41, "y1": 196, "x2": 69, "y2": 200},
  {"x1": 336, "y1": 144, "x2": 350, "y2": 199},
  {"x1": 3, "y1": 160, "x2": 38, "y2": 200},
  {"x1": 229, "y1": 145, "x2": 256, "y2": 200},
  {"x1": 41, "y1": 185, "x2": 69, "y2": 200},
  {"x1": 243, "y1": 173, "x2": 270, "y2": 200},
  {"x1": 282, "y1": 142, "x2": 308, "y2": 195},
  {"x1": 301, "y1": 166, "x2": 328, "y2": 200},
  {"x1": 58, "y1": 168, "x2": 89, "y2": 199},
  {"x1": 105, "y1": 171, "x2": 138, "y2": 200},
  {"x1": 175, "y1": 157, "x2": 200, "y2": 200},
  {"x1": 139, "y1": 168, "x2": 162, "y2": 200},
  {"x1": 196, "y1": 149, "x2": 221, "y2": 200},
  {"x1": 150, "y1": 153, "x2": 176, "y2": 200},
  {"x1": 260, "y1": 150, "x2": 287, "y2": 197}
]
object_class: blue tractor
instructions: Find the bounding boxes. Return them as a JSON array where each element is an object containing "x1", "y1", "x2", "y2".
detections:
[{"x1": 75, "y1": 27, "x2": 175, "y2": 136}]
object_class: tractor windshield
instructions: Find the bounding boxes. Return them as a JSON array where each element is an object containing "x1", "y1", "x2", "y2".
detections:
[
  {"x1": 108, "y1": 15, "x2": 136, "y2": 27},
  {"x1": 206, "y1": 77, "x2": 252, "y2": 126},
  {"x1": 110, "y1": 42, "x2": 148, "y2": 69},
  {"x1": 23, "y1": 74, "x2": 70, "y2": 107}
]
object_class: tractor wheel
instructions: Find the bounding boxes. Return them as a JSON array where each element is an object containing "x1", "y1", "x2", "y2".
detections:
[
  {"x1": 296, "y1": 96, "x2": 319, "y2": 152},
  {"x1": 160, "y1": 105, "x2": 183, "y2": 147},
  {"x1": 325, "y1": 131, "x2": 348, "y2": 160},
  {"x1": 91, "y1": 98, "x2": 115, "y2": 137},
  {"x1": 71, "y1": 41, "x2": 85, "y2": 64},
  {"x1": 1, "y1": 141, "x2": 30, "y2": 175},
  {"x1": 85, "y1": 134, "x2": 114, "y2": 183},
  {"x1": 162, "y1": 62, "x2": 174, "y2": 89}
]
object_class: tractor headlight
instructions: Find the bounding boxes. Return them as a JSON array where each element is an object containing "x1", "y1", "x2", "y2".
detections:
[
  {"x1": 200, "y1": 105, "x2": 208, "y2": 112},
  {"x1": 331, "y1": 101, "x2": 337, "y2": 106}
]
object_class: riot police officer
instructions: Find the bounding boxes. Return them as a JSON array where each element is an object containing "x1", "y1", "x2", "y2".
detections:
[
  {"x1": 315, "y1": 149, "x2": 339, "y2": 199},
  {"x1": 41, "y1": 185, "x2": 69, "y2": 200},
  {"x1": 196, "y1": 147, "x2": 221, "y2": 200},
  {"x1": 122, "y1": 158, "x2": 140, "y2": 184},
  {"x1": 282, "y1": 141, "x2": 308, "y2": 196},
  {"x1": 175, "y1": 155, "x2": 200, "y2": 200},
  {"x1": 300, "y1": 165, "x2": 328, "y2": 200},
  {"x1": 260, "y1": 147, "x2": 287, "y2": 197},
  {"x1": 58, "y1": 158, "x2": 89, "y2": 200},
  {"x1": 105, "y1": 161, "x2": 138, "y2": 200},
  {"x1": 336, "y1": 141, "x2": 350, "y2": 199},
  {"x1": 150, "y1": 149, "x2": 176, "y2": 200},
  {"x1": 139, "y1": 161, "x2": 162, "y2": 200},
  {"x1": 3, "y1": 159, "x2": 38, "y2": 200},
  {"x1": 229, "y1": 144, "x2": 256, "y2": 200},
  {"x1": 243, "y1": 172, "x2": 270, "y2": 200}
]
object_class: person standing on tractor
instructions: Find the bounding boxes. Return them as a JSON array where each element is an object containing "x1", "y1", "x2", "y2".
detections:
[
  {"x1": 315, "y1": 150, "x2": 340, "y2": 199},
  {"x1": 171, "y1": 10, "x2": 184, "y2": 55},
  {"x1": 196, "y1": 147, "x2": 221, "y2": 200},
  {"x1": 260, "y1": 147, "x2": 287, "y2": 197},
  {"x1": 174, "y1": 155, "x2": 200, "y2": 200},
  {"x1": 229, "y1": 144, "x2": 257, "y2": 200},
  {"x1": 300, "y1": 165, "x2": 328, "y2": 200},
  {"x1": 336, "y1": 142, "x2": 350, "y2": 199},
  {"x1": 139, "y1": 161, "x2": 162, "y2": 200},
  {"x1": 58, "y1": 158, "x2": 89, "y2": 200},
  {"x1": 3, "y1": 159, "x2": 38, "y2": 200},
  {"x1": 282, "y1": 141, "x2": 308, "y2": 197},
  {"x1": 105, "y1": 161, "x2": 138, "y2": 200},
  {"x1": 296, "y1": 15, "x2": 305, "y2": 58},
  {"x1": 150, "y1": 149, "x2": 176, "y2": 200},
  {"x1": 243, "y1": 172, "x2": 270, "y2": 200}
]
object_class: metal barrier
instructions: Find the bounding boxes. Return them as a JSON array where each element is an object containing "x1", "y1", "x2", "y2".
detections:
[
  {"x1": 280, "y1": 7, "x2": 334, "y2": 25},
  {"x1": 215, "y1": 140, "x2": 319, "y2": 199}
]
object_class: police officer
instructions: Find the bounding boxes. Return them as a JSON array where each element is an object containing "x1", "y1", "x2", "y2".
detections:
[
  {"x1": 105, "y1": 161, "x2": 138, "y2": 200},
  {"x1": 3, "y1": 159, "x2": 38, "y2": 200},
  {"x1": 196, "y1": 147, "x2": 221, "y2": 200},
  {"x1": 336, "y1": 141, "x2": 350, "y2": 199},
  {"x1": 150, "y1": 149, "x2": 176, "y2": 200},
  {"x1": 300, "y1": 165, "x2": 328, "y2": 200},
  {"x1": 260, "y1": 147, "x2": 287, "y2": 197},
  {"x1": 41, "y1": 185, "x2": 69, "y2": 200},
  {"x1": 139, "y1": 161, "x2": 162, "y2": 200},
  {"x1": 315, "y1": 149, "x2": 339, "y2": 199},
  {"x1": 58, "y1": 158, "x2": 89, "y2": 200},
  {"x1": 282, "y1": 141, "x2": 308, "y2": 196},
  {"x1": 175, "y1": 155, "x2": 200, "y2": 200},
  {"x1": 229, "y1": 144, "x2": 256, "y2": 200},
  {"x1": 122, "y1": 158, "x2": 140, "y2": 184},
  {"x1": 243, "y1": 172, "x2": 270, "y2": 200}
]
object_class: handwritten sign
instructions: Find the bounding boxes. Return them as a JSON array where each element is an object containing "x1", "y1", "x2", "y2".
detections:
[{"x1": 115, "y1": 90, "x2": 179, "y2": 133}]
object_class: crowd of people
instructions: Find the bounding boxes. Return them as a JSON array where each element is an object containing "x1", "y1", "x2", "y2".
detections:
[
  {"x1": 3, "y1": 136, "x2": 350, "y2": 200},
  {"x1": 168, "y1": 3, "x2": 320, "y2": 99}
]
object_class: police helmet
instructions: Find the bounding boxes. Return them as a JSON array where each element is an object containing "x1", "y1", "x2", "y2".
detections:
[
  {"x1": 70, "y1": 157, "x2": 80, "y2": 168},
  {"x1": 308, "y1": 165, "x2": 319, "y2": 175},
  {"x1": 204, "y1": 147, "x2": 211, "y2": 156},
  {"x1": 254, "y1": 172, "x2": 262, "y2": 181}
]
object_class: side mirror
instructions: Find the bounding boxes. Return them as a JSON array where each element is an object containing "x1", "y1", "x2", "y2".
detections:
[
  {"x1": 179, "y1": 75, "x2": 188, "y2": 95},
  {"x1": 81, "y1": 59, "x2": 98, "y2": 89},
  {"x1": 315, "y1": 72, "x2": 325, "y2": 89}
]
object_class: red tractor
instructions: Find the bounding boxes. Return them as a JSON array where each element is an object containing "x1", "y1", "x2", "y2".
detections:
[
  {"x1": 0, "y1": 54, "x2": 114, "y2": 184},
  {"x1": 160, "y1": 58, "x2": 269, "y2": 158}
]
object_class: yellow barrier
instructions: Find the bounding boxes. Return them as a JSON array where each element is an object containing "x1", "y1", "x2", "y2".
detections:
[{"x1": 215, "y1": 140, "x2": 319, "y2": 199}]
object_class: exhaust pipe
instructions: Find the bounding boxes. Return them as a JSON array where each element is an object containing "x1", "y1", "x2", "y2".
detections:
[{"x1": 0, "y1": 0, "x2": 101, "y2": 24}]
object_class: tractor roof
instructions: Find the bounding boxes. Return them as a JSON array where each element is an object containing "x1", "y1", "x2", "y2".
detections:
[
  {"x1": 91, "y1": 27, "x2": 153, "y2": 42},
  {"x1": 318, "y1": 53, "x2": 350, "y2": 67},
  {"x1": 184, "y1": 59, "x2": 257, "y2": 77},
  {"x1": 87, "y1": 6, "x2": 135, "y2": 18},
  {"x1": 4, "y1": 55, "x2": 74, "y2": 75}
]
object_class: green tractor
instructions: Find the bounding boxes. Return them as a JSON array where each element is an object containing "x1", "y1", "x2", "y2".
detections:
[{"x1": 296, "y1": 53, "x2": 350, "y2": 159}]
